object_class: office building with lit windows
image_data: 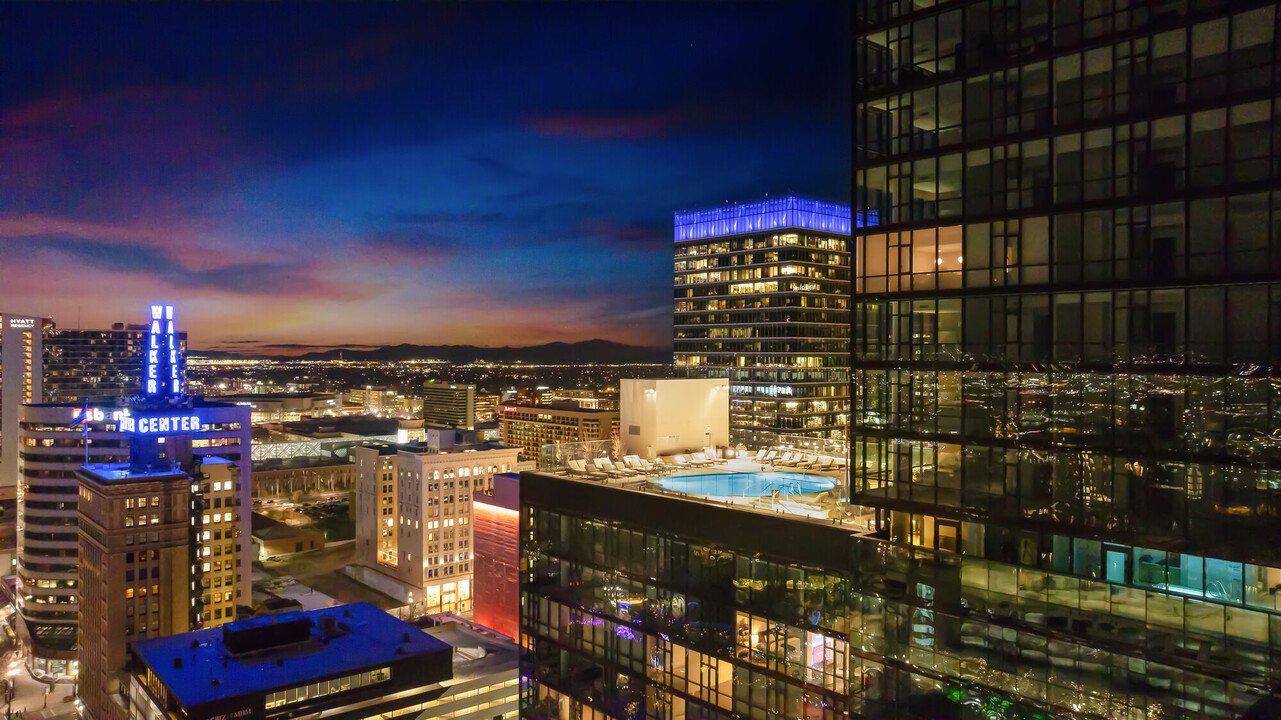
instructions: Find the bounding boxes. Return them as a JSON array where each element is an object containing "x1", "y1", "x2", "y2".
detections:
[
  {"x1": 673, "y1": 196, "x2": 856, "y2": 444},
  {"x1": 76, "y1": 304, "x2": 250, "y2": 720},
  {"x1": 79, "y1": 455, "x2": 243, "y2": 720},
  {"x1": 15, "y1": 306, "x2": 241, "y2": 685},
  {"x1": 1, "y1": 314, "x2": 47, "y2": 504},
  {"x1": 17, "y1": 400, "x2": 250, "y2": 681},
  {"x1": 851, "y1": 0, "x2": 1281, "y2": 717},
  {"x1": 351, "y1": 441, "x2": 518, "y2": 614},
  {"x1": 2, "y1": 314, "x2": 187, "y2": 504},
  {"x1": 498, "y1": 403, "x2": 618, "y2": 462},
  {"x1": 422, "y1": 383, "x2": 476, "y2": 430}
]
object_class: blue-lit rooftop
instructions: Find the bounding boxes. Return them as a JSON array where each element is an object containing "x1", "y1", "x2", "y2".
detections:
[
  {"x1": 674, "y1": 196, "x2": 869, "y2": 242},
  {"x1": 78, "y1": 455, "x2": 234, "y2": 483},
  {"x1": 78, "y1": 463, "x2": 188, "y2": 482},
  {"x1": 131, "y1": 602, "x2": 451, "y2": 708}
]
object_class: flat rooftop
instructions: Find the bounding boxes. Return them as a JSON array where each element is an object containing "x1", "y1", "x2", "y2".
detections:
[
  {"x1": 403, "y1": 442, "x2": 514, "y2": 454},
  {"x1": 131, "y1": 602, "x2": 451, "y2": 708},
  {"x1": 78, "y1": 456, "x2": 233, "y2": 483},
  {"x1": 252, "y1": 456, "x2": 353, "y2": 471},
  {"x1": 673, "y1": 195, "x2": 852, "y2": 241},
  {"x1": 280, "y1": 416, "x2": 400, "y2": 437},
  {"x1": 499, "y1": 402, "x2": 617, "y2": 414},
  {"x1": 423, "y1": 619, "x2": 519, "y2": 681}
]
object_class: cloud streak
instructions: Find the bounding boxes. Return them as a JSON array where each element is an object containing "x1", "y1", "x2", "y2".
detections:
[{"x1": 0, "y1": 1, "x2": 849, "y2": 352}]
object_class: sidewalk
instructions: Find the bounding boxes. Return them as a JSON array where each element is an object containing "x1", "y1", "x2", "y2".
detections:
[{"x1": 0, "y1": 650, "x2": 78, "y2": 720}]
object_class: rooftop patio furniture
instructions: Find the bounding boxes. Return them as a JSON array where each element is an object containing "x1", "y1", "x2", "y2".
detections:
[
  {"x1": 778, "y1": 453, "x2": 810, "y2": 467},
  {"x1": 644, "y1": 457, "x2": 671, "y2": 475},
  {"x1": 690, "y1": 452, "x2": 716, "y2": 467},
  {"x1": 623, "y1": 455, "x2": 656, "y2": 475},
  {"x1": 808, "y1": 457, "x2": 835, "y2": 472},
  {"x1": 702, "y1": 447, "x2": 728, "y2": 465},
  {"x1": 772, "y1": 452, "x2": 797, "y2": 467},
  {"x1": 566, "y1": 459, "x2": 608, "y2": 480},
  {"x1": 749, "y1": 449, "x2": 767, "y2": 463},
  {"x1": 605, "y1": 457, "x2": 643, "y2": 477},
  {"x1": 593, "y1": 457, "x2": 632, "y2": 478}
]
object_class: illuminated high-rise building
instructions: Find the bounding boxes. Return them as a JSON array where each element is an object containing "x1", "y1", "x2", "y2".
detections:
[
  {"x1": 0, "y1": 313, "x2": 46, "y2": 503},
  {"x1": 19, "y1": 399, "x2": 250, "y2": 681},
  {"x1": 851, "y1": 0, "x2": 1281, "y2": 716},
  {"x1": 673, "y1": 196, "x2": 855, "y2": 444},
  {"x1": 1, "y1": 315, "x2": 188, "y2": 501},
  {"x1": 77, "y1": 304, "x2": 251, "y2": 720},
  {"x1": 4, "y1": 311, "x2": 194, "y2": 680},
  {"x1": 422, "y1": 382, "x2": 476, "y2": 430}
]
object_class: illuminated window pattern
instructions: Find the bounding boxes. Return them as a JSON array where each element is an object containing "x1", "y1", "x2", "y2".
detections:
[
  {"x1": 522, "y1": 500, "x2": 1281, "y2": 720},
  {"x1": 851, "y1": 0, "x2": 1281, "y2": 717},
  {"x1": 264, "y1": 667, "x2": 390, "y2": 709},
  {"x1": 674, "y1": 218, "x2": 852, "y2": 443}
]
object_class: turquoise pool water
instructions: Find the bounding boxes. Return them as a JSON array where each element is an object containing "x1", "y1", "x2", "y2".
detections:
[{"x1": 655, "y1": 472, "x2": 834, "y2": 497}]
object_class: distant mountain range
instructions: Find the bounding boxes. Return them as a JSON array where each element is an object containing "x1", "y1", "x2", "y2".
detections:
[{"x1": 193, "y1": 339, "x2": 671, "y2": 364}]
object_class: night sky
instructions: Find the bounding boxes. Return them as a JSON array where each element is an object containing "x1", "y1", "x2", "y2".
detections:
[{"x1": 1, "y1": 3, "x2": 850, "y2": 354}]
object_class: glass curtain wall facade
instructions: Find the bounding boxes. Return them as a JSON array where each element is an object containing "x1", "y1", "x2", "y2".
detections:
[
  {"x1": 524, "y1": 473, "x2": 1199, "y2": 720},
  {"x1": 43, "y1": 326, "x2": 186, "y2": 403},
  {"x1": 673, "y1": 197, "x2": 853, "y2": 444},
  {"x1": 854, "y1": 0, "x2": 1281, "y2": 717}
]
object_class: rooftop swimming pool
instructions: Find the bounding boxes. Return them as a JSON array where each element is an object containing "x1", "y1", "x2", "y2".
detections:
[{"x1": 654, "y1": 471, "x2": 834, "y2": 498}]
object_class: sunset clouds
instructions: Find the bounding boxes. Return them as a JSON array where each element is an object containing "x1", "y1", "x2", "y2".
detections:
[{"x1": 0, "y1": 2, "x2": 849, "y2": 355}]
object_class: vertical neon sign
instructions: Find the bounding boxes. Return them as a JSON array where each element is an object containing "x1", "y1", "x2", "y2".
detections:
[{"x1": 146, "y1": 304, "x2": 180, "y2": 398}]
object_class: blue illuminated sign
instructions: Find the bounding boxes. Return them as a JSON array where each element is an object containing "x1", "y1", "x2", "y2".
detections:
[
  {"x1": 120, "y1": 413, "x2": 201, "y2": 434},
  {"x1": 674, "y1": 196, "x2": 872, "y2": 242},
  {"x1": 146, "y1": 304, "x2": 182, "y2": 397}
]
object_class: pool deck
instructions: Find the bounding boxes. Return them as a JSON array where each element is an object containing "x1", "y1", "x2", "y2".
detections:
[{"x1": 545, "y1": 457, "x2": 872, "y2": 530}]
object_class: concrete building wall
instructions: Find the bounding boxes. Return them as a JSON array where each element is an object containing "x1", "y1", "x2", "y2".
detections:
[
  {"x1": 620, "y1": 378, "x2": 730, "y2": 458},
  {"x1": 393, "y1": 446, "x2": 520, "y2": 615},
  {"x1": 1, "y1": 314, "x2": 42, "y2": 502},
  {"x1": 352, "y1": 447, "x2": 397, "y2": 571}
]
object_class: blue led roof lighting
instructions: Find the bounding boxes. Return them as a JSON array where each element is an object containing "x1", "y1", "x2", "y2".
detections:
[{"x1": 674, "y1": 196, "x2": 872, "y2": 242}]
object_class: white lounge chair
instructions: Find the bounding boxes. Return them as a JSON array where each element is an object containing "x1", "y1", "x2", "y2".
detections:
[
  {"x1": 603, "y1": 457, "x2": 641, "y2": 477},
  {"x1": 690, "y1": 452, "x2": 716, "y2": 468},
  {"x1": 623, "y1": 455, "x2": 654, "y2": 475},
  {"x1": 567, "y1": 459, "x2": 607, "y2": 480},
  {"x1": 808, "y1": 457, "x2": 835, "y2": 472},
  {"x1": 592, "y1": 457, "x2": 629, "y2": 478},
  {"x1": 749, "y1": 449, "x2": 767, "y2": 463},
  {"x1": 778, "y1": 453, "x2": 809, "y2": 467},
  {"x1": 703, "y1": 447, "x2": 728, "y2": 465},
  {"x1": 672, "y1": 455, "x2": 695, "y2": 469}
]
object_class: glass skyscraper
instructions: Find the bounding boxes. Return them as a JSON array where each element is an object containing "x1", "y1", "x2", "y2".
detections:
[
  {"x1": 673, "y1": 196, "x2": 853, "y2": 443},
  {"x1": 852, "y1": 0, "x2": 1281, "y2": 716},
  {"x1": 519, "y1": 4, "x2": 1281, "y2": 720}
]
